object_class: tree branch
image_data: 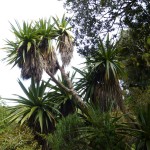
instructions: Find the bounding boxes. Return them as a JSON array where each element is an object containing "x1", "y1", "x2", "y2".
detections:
[
  {"x1": 46, "y1": 70, "x2": 71, "y2": 93},
  {"x1": 46, "y1": 64, "x2": 88, "y2": 115}
]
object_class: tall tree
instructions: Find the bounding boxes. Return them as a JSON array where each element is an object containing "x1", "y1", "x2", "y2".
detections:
[
  {"x1": 74, "y1": 36, "x2": 125, "y2": 112},
  {"x1": 64, "y1": 0, "x2": 150, "y2": 56},
  {"x1": 118, "y1": 28, "x2": 150, "y2": 89},
  {"x1": 3, "y1": 16, "x2": 88, "y2": 115}
]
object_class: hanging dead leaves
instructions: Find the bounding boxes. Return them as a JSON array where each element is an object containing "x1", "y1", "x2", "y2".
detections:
[{"x1": 4, "y1": 15, "x2": 74, "y2": 82}]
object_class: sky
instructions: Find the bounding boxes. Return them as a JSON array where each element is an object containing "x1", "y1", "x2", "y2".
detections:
[{"x1": 0, "y1": 0, "x2": 84, "y2": 105}]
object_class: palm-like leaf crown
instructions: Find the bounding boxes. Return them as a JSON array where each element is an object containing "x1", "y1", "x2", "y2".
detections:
[
  {"x1": 10, "y1": 21, "x2": 39, "y2": 66},
  {"x1": 73, "y1": 66, "x2": 95, "y2": 103},
  {"x1": 36, "y1": 18, "x2": 59, "y2": 75},
  {"x1": 75, "y1": 36, "x2": 125, "y2": 111},
  {"x1": 3, "y1": 15, "x2": 74, "y2": 82},
  {"x1": 89, "y1": 35, "x2": 124, "y2": 81},
  {"x1": 53, "y1": 14, "x2": 74, "y2": 66},
  {"x1": 36, "y1": 18, "x2": 57, "y2": 53},
  {"x1": 7, "y1": 79, "x2": 59, "y2": 133},
  {"x1": 5, "y1": 21, "x2": 43, "y2": 82},
  {"x1": 3, "y1": 39, "x2": 18, "y2": 67}
]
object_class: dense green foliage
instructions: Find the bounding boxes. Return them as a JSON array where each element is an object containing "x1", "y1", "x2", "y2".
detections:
[
  {"x1": 1, "y1": 2, "x2": 150, "y2": 149},
  {"x1": 118, "y1": 29, "x2": 150, "y2": 89},
  {"x1": 0, "y1": 124, "x2": 40, "y2": 150},
  {"x1": 132, "y1": 104, "x2": 150, "y2": 150},
  {"x1": 47, "y1": 104, "x2": 150, "y2": 150},
  {"x1": 0, "y1": 106, "x2": 40, "y2": 150},
  {"x1": 64, "y1": 0, "x2": 150, "y2": 56},
  {"x1": 48, "y1": 114, "x2": 85, "y2": 150}
]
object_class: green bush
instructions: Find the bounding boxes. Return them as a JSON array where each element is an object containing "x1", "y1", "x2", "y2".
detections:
[
  {"x1": 0, "y1": 121, "x2": 40, "y2": 150},
  {"x1": 48, "y1": 113, "x2": 87, "y2": 150},
  {"x1": 47, "y1": 107, "x2": 130, "y2": 150}
]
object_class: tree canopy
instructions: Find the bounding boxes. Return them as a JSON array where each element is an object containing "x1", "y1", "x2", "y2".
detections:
[{"x1": 64, "y1": 0, "x2": 150, "y2": 56}]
